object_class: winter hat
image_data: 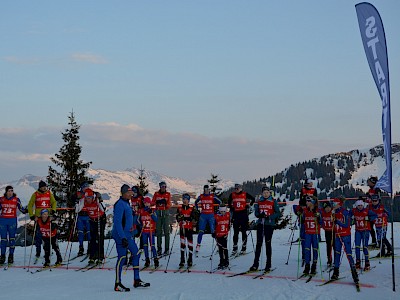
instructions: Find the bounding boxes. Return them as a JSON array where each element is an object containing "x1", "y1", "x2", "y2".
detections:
[
  {"x1": 355, "y1": 200, "x2": 364, "y2": 207},
  {"x1": 84, "y1": 189, "x2": 94, "y2": 198},
  {"x1": 371, "y1": 194, "x2": 380, "y2": 202},
  {"x1": 203, "y1": 185, "x2": 210, "y2": 189},
  {"x1": 39, "y1": 180, "x2": 47, "y2": 189},
  {"x1": 159, "y1": 181, "x2": 167, "y2": 188},
  {"x1": 368, "y1": 176, "x2": 378, "y2": 185},
  {"x1": 304, "y1": 179, "x2": 312, "y2": 186},
  {"x1": 40, "y1": 209, "x2": 49, "y2": 215},
  {"x1": 143, "y1": 196, "x2": 152, "y2": 204},
  {"x1": 131, "y1": 186, "x2": 139, "y2": 193},
  {"x1": 182, "y1": 193, "x2": 190, "y2": 201},
  {"x1": 120, "y1": 184, "x2": 132, "y2": 194},
  {"x1": 234, "y1": 183, "x2": 242, "y2": 189},
  {"x1": 262, "y1": 186, "x2": 270, "y2": 192},
  {"x1": 219, "y1": 205, "x2": 227, "y2": 213},
  {"x1": 5, "y1": 185, "x2": 13, "y2": 192}
]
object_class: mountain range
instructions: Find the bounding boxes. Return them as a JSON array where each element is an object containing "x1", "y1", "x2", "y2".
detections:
[{"x1": 1, "y1": 144, "x2": 399, "y2": 210}]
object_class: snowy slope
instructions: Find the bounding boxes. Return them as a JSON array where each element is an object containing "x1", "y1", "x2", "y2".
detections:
[{"x1": 2, "y1": 203, "x2": 399, "y2": 300}]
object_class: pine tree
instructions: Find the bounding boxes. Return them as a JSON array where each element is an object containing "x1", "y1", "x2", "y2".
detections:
[
  {"x1": 47, "y1": 111, "x2": 93, "y2": 240},
  {"x1": 137, "y1": 165, "x2": 149, "y2": 196},
  {"x1": 208, "y1": 173, "x2": 221, "y2": 194}
]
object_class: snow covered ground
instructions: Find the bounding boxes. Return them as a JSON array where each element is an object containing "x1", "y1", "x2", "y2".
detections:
[{"x1": 2, "y1": 209, "x2": 399, "y2": 300}]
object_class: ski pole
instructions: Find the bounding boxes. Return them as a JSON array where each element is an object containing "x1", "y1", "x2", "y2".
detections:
[
  {"x1": 285, "y1": 216, "x2": 299, "y2": 265},
  {"x1": 24, "y1": 214, "x2": 27, "y2": 269},
  {"x1": 66, "y1": 213, "x2": 78, "y2": 268},
  {"x1": 164, "y1": 222, "x2": 179, "y2": 273},
  {"x1": 296, "y1": 215, "x2": 302, "y2": 278},
  {"x1": 27, "y1": 220, "x2": 37, "y2": 272},
  {"x1": 210, "y1": 236, "x2": 216, "y2": 273},
  {"x1": 315, "y1": 216, "x2": 324, "y2": 281}
]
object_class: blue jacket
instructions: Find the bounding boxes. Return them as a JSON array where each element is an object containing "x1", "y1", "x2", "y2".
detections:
[
  {"x1": 112, "y1": 197, "x2": 137, "y2": 241},
  {"x1": 254, "y1": 196, "x2": 280, "y2": 226}
]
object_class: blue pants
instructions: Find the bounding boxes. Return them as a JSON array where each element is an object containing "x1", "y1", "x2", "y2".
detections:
[
  {"x1": 77, "y1": 215, "x2": 91, "y2": 247},
  {"x1": 354, "y1": 230, "x2": 370, "y2": 262},
  {"x1": 0, "y1": 218, "x2": 17, "y2": 256},
  {"x1": 197, "y1": 214, "x2": 215, "y2": 245},
  {"x1": 142, "y1": 232, "x2": 157, "y2": 259},
  {"x1": 304, "y1": 234, "x2": 319, "y2": 265},
  {"x1": 35, "y1": 222, "x2": 42, "y2": 256},
  {"x1": 334, "y1": 235, "x2": 354, "y2": 268},
  {"x1": 114, "y1": 236, "x2": 141, "y2": 283},
  {"x1": 300, "y1": 224, "x2": 306, "y2": 260}
]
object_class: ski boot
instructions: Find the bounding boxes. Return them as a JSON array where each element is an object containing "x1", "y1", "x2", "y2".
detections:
[
  {"x1": 224, "y1": 259, "x2": 230, "y2": 269},
  {"x1": 88, "y1": 258, "x2": 95, "y2": 265},
  {"x1": 331, "y1": 267, "x2": 339, "y2": 280},
  {"x1": 114, "y1": 282, "x2": 130, "y2": 292},
  {"x1": 264, "y1": 263, "x2": 271, "y2": 273},
  {"x1": 144, "y1": 258, "x2": 150, "y2": 268},
  {"x1": 364, "y1": 261, "x2": 370, "y2": 271},
  {"x1": 231, "y1": 244, "x2": 238, "y2": 256},
  {"x1": 43, "y1": 261, "x2": 50, "y2": 268},
  {"x1": 385, "y1": 249, "x2": 393, "y2": 257},
  {"x1": 303, "y1": 263, "x2": 310, "y2": 275},
  {"x1": 240, "y1": 245, "x2": 247, "y2": 255},
  {"x1": 355, "y1": 259, "x2": 361, "y2": 269},
  {"x1": 310, "y1": 263, "x2": 317, "y2": 275},
  {"x1": 0, "y1": 255, "x2": 5, "y2": 265},
  {"x1": 351, "y1": 267, "x2": 359, "y2": 283},
  {"x1": 7, "y1": 254, "x2": 13, "y2": 265},
  {"x1": 154, "y1": 258, "x2": 159, "y2": 268},
  {"x1": 78, "y1": 246, "x2": 84, "y2": 257},
  {"x1": 249, "y1": 264, "x2": 258, "y2": 272},
  {"x1": 134, "y1": 279, "x2": 150, "y2": 288},
  {"x1": 187, "y1": 255, "x2": 193, "y2": 267},
  {"x1": 179, "y1": 258, "x2": 185, "y2": 267},
  {"x1": 157, "y1": 249, "x2": 162, "y2": 257}
]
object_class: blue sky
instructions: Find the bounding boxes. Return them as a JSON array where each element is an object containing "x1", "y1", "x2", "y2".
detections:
[{"x1": 0, "y1": 1, "x2": 399, "y2": 183}]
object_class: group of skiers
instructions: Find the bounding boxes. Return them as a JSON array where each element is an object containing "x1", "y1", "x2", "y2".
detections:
[
  {"x1": 0, "y1": 176, "x2": 394, "y2": 292},
  {"x1": 294, "y1": 176, "x2": 393, "y2": 285}
]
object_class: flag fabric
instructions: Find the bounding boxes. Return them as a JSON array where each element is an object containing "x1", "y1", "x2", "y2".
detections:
[{"x1": 355, "y1": 2, "x2": 392, "y2": 193}]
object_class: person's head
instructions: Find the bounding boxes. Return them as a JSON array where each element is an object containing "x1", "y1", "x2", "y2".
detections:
[
  {"x1": 305, "y1": 196, "x2": 315, "y2": 209},
  {"x1": 203, "y1": 185, "x2": 210, "y2": 194},
  {"x1": 84, "y1": 189, "x2": 95, "y2": 202},
  {"x1": 182, "y1": 193, "x2": 190, "y2": 205},
  {"x1": 143, "y1": 196, "x2": 152, "y2": 207},
  {"x1": 40, "y1": 209, "x2": 49, "y2": 221},
  {"x1": 332, "y1": 197, "x2": 343, "y2": 209},
  {"x1": 304, "y1": 179, "x2": 313, "y2": 189},
  {"x1": 367, "y1": 176, "x2": 378, "y2": 187},
  {"x1": 323, "y1": 201, "x2": 332, "y2": 212},
  {"x1": 355, "y1": 199, "x2": 364, "y2": 210},
  {"x1": 371, "y1": 194, "x2": 380, "y2": 205},
  {"x1": 159, "y1": 181, "x2": 167, "y2": 192},
  {"x1": 234, "y1": 183, "x2": 242, "y2": 192},
  {"x1": 5, "y1": 185, "x2": 14, "y2": 197},
  {"x1": 261, "y1": 186, "x2": 271, "y2": 198},
  {"x1": 131, "y1": 186, "x2": 139, "y2": 196},
  {"x1": 38, "y1": 180, "x2": 48, "y2": 192},
  {"x1": 219, "y1": 204, "x2": 227, "y2": 215},
  {"x1": 120, "y1": 184, "x2": 133, "y2": 199}
]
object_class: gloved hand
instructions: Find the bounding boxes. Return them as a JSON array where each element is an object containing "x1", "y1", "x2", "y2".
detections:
[
  {"x1": 30, "y1": 216, "x2": 35, "y2": 221},
  {"x1": 264, "y1": 215, "x2": 270, "y2": 221},
  {"x1": 259, "y1": 212, "x2": 266, "y2": 218},
  {"x1": 177, "y1": 214, "x2": 184, "y2": 222},
  {"x1": 314, "y1": 212, "x2": 320, "y2": 218},
  {"x1": 144, "y1": 206, "x2": 152, "y2": 214},
  {"x1": 122, "y1": 238, "x2": 129, "y2": 248},
  {"x1": 365, "y1": 216, "x2": 369, "y2": 221},
  {"x1": 211, "y1": 232, "x2": 216, "y2": 238}
]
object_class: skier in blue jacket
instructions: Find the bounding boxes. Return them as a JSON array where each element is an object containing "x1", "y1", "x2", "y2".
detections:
[{"x1": 112, "y1": 184, "x2": 150, "y2": 292}]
